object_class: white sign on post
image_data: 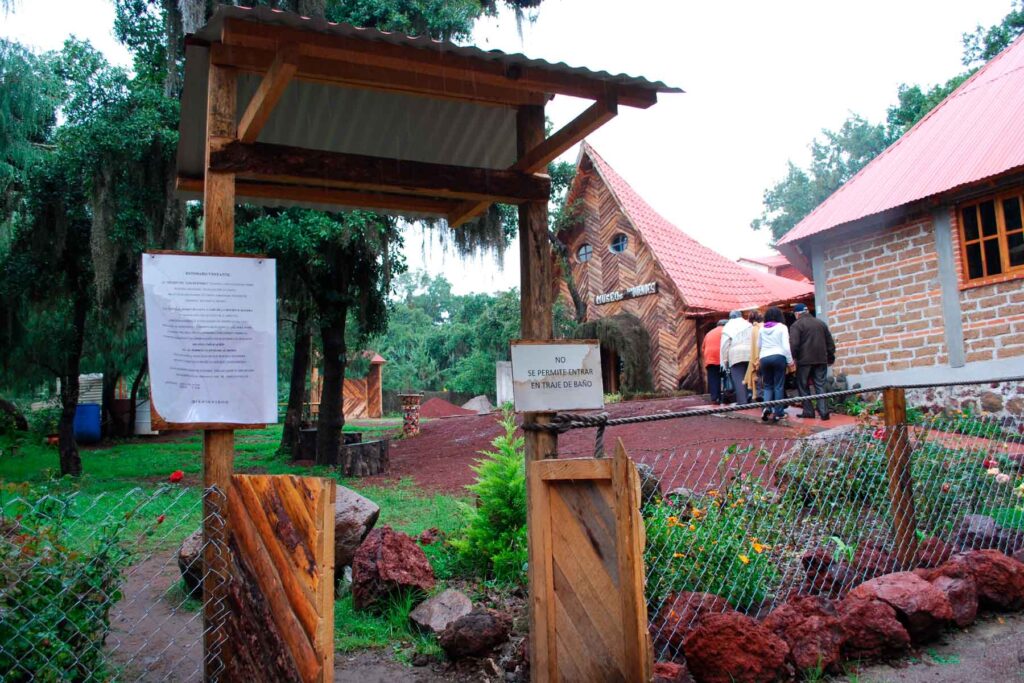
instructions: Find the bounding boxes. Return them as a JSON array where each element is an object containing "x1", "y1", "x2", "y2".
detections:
[
  {"x1": 142, "y1": 253, "x2": 277, "y2": 426},
  {"x1": 510, "y1": 340, "x2": 604, "y2": 412}
]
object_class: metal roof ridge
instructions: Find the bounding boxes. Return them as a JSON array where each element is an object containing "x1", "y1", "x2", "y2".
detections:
[{"x1": 777, "y1": 31, "x2": 1024, "y2": 246}]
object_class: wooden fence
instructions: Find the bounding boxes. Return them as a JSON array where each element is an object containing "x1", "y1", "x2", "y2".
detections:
[
  {"x1": 222, "y1": 474, "x2": 336, "y2": 682},
  {"x1": 527, "y1": 440, "x2": 651, "y2": 682}
]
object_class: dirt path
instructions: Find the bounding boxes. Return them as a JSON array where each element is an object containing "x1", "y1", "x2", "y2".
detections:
[
  {"x1": 107, "y1": 552, "x2": 203, "y2": 681},
  {"x1": 374, "y1": 396, "x2": 814, "y2": 493},
  {"x1": 852, "y1": 613, "x2": 1024, "y2": 682}
]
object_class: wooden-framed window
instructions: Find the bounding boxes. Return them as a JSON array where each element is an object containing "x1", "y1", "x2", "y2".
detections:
[
  {"x1": 576, "y1": 243, "x2": 593, "y2": 263},
  {"x1": 959, "y1": 191, "x2": 1024, "y2": 284},
  {"x1": 610, "y1": 233, "x2": 629, "y2": 254}
]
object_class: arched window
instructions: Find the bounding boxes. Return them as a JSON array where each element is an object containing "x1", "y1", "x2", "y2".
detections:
[
  {"x1": 576, "y1": 243, "x2": 593, "y2": 263},
  {"x1": 610, "y1": 233, "x2": 629, "y2": 254}
]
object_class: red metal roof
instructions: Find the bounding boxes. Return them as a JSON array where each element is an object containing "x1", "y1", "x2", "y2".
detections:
[
  {"x1": 779, "y1": 33, "x2": 1024, "y2": 246},
  {"x1": 578, "y1": 143, "x2": 814, "y2": 314},
  {"x1": 738, "y1": 253, "x2": 792, "y2": 269}
]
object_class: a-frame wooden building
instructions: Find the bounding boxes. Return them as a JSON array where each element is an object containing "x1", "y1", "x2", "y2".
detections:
[{"x1": 559, "y1": 143, "x2": 814, "y2": 393}]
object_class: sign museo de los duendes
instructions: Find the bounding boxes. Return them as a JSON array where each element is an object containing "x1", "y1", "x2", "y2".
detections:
[{"x1": 594, "y1": 281, "x2": 658, "y2": 305}]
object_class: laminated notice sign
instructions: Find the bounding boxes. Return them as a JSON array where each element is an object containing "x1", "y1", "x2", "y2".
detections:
[
  {"x1": 142, "y1": 253, "x2": 277, "y2": 426},
  {"x1": 510, "y1": 340, "x2": 604, "y2": 412}
]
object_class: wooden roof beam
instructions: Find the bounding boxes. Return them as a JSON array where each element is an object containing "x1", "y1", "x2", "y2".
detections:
[
  {"x1": 448, "y1": 95, "x2": 618, "y2": 227},
  {"x1": 221, "y1": 18, "x2": 658, "y2": 108},
  {"x1": 212, "y1": 44, "x2": 546, "y2": 107},
  {"x1": 208, "y1": 141, "x2": 551, "y2": 204},
  {"x1": 237, "y1": 43, "x2": 299, "y2": 143},
  {"x1": 177, "y1": 176, "x2": 462, "y2": 215}
]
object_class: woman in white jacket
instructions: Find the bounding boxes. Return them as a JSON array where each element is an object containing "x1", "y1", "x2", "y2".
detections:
[
  {"x1": 758, "y1": 306, "x2": 793, "y2": 423},
  {"x1": 720, "y1": 311, "x2": 753, "y2": 404}
]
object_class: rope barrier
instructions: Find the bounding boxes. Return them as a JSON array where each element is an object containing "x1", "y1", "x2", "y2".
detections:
[{"x1": 521, "y1": 375, "x2": 1024, "y2": 436}]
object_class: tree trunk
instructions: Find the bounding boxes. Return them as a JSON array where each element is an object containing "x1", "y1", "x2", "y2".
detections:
[
  {"x1": 315, "y1": 315, "x2": 347, "y2": 466},
  {"x1": 101, "y1": 366, "x2": 118, "y2": 438},
  {"x1": 57, "y1": 291, "x2": 89, "y2": 477},
  {"x1": 280, "y1": 303, "x2": 311, "y2": 457},
  {"x1": 128, "y1": 354, "x2": 148, "y2": 437},
  {"x1": 0, "y1": 398, "x2": 28, "y2": 431}
]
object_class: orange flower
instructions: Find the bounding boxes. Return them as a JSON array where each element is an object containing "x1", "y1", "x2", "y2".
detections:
[
  {"x1": 691, "y1": 506, "x2": 704, "y2": 520},
  {"x1": 739, "y1": 554, "x2": 750, "y2": 565},
  {"x1": 673, "y1": 552, "x2": 685, "y2": 559},
  {"x1": 688, "y1": 524, "x2": 696, "y2": 532},
  {"x1": 752, "y1": 541, "x2": 767, "y2": 554}
]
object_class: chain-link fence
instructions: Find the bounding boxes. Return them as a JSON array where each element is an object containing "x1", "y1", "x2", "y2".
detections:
[
  {"x1": 635, "y1": 402, "x2": 1024, "y2": 661},
  {"x1": 0, "y1": 483, "x2": 226, "y2": 681}
]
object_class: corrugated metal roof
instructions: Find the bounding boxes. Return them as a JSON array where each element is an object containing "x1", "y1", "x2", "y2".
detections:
[
  {"x1": 193, "y1": 5, "x2": 682, "y2": 95},
  {"x1": 176, "y1": 5, "x2": 680, "y2": 215},
  {"x1": 578, "y1": 143, "x2": 814, "y2": 313},
  {"x1": 779, "y1": 33, "x2": 1024, "y2": 246}
]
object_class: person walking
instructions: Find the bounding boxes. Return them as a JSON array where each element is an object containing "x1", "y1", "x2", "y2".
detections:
[
  {"x1": 703, "y1": 320, "x2": 727, "y2": 404},
  {"x1": 744, "y1": 310, "x2": 764, "y2": 401},
  {"x1": 720, "y1": 310, "x2": 754, "y2": 404},
  {"x1": 758, "y1": 307, "x2": 793, "y2": 423},
  {"x1": 790, "y1": 303, "x2": 836, "y2": 420}
]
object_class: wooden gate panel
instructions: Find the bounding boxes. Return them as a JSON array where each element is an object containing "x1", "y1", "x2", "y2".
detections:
[
  {"x1": 528, "y1": 442, "x2": 650, "y2": 682},
  {"x1": 224, "y1": 474, "x2": 336, "y2": 683}
]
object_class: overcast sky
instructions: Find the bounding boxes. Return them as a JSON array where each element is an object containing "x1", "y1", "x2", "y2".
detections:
[{"x1": 2, "y1": 0, "x2": 1015, "y2": 293}]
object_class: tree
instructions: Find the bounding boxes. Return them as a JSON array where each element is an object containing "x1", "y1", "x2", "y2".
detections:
[
  {"x1": 754, "y1": 2, "x2": 1024, "y2": 242},
  {"x1": 752, "y1": 115, "x2": 890, "y2": 242}
]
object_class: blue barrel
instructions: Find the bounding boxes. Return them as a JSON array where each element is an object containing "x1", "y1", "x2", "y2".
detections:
[{"x1": 73, "y1": 403, "x2": 102, "y2": 444}]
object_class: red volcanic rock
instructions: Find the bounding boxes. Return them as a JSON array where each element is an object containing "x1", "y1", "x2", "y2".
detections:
[
  {"x1": 650, "y1": 591, "x2": 736, "y2": 660},
  {"x1": 837, "y1": 595, "x2": 911, "y2": 660},
  {"x1": 849, "y1": 572, "x2": 953, "y2": 643},
  {"x1": 761, "y1": 596, "x2": 844, "y2": 673},
  {"x1": 800, "y1": 548, "x2": 857, "y2": 598},
  {"x1": 915, "y1": 536, "x2": 954, "y2": 568},
  {"x1": 351, "y1": 526, "x2": 435, "y2": 612},
  {"x1": 653, "y1": 660, "x2": 695, "y2": 683},
  {"x1": 682, "y1": 612, "x2": 792, "y2": 683},
  {"x1": 960, "y1": 549, "x2": 1024, "y2": 610},
  {"x1": 419, "y1": 397, "x2": 475, "y2": 418},
  {"x1": 438, "y1": 608, "x2": 512, "y2": 659},
  {"x1": 851, "y1": 541, "x2": 899, "y2": 580},
  {"x1": 921, "y1": 557, "x2": 978, "y2": 628}
]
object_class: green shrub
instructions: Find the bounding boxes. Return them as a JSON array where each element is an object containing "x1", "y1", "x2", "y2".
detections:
[
  {"x1": 0, "y1": 487, "x2": 134, "y2": 681},
  {"x1": 27, "y1": 406, "x2": 61, "y2": 436},
  {"x1": 644, "y1": 473, "x2": 780, "y2": 612},
  {"x1": 449, "y1": 410, "x2": 527, "y2": 585}
]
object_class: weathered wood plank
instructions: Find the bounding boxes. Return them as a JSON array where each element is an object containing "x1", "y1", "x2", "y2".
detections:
[
  {"x1": 228, "y1": 480, "x2": 322, "y2": 681},
  {"x1": 237, "y1": 44, "x2": 299, "y2": 143},
  {"x1": 535, "y1": 458, "x2": 612, "y2": 481},
  {"x1": 232, "y1": 476, "x2": 320, "y2": 638},
  {"x1": 612, "y1": 441, "x2": 652, "y2": 681},
  {"x1": 208, "y1": 141, "x2": 551, "y2": 204}
]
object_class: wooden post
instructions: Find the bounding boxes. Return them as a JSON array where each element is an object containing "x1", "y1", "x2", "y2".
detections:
[
  {"x1": 517, "y1": 103, "x2": 559, "y2": 682},
  {"x1": 203, "y1": 62, "x2": 237, "y2": 680},
  {"x1": 883, "y1": 387, "x2": 918, "y2": 568}
]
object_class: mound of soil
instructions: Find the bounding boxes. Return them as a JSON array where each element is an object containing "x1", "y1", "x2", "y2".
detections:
[{"x1": 420, "y1": 398, "x2": 477, "y2": 419}]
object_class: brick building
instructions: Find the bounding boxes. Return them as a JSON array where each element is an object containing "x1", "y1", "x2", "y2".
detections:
[
  {"x1": 559, "y1": 144, "x2": 813, "y2": 393},
  {"x1": 777, "y1": 34, "x2": 1024, "y2": 418}
]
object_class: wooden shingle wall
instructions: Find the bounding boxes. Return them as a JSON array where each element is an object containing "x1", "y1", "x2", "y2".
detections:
[{"x1": 565, "y1": 170, "x2": 700, "y2": 392}]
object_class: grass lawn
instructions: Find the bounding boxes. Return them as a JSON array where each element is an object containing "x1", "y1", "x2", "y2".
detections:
[{"x1": 0, "y1": 424, "x2": 471, "y2": 657}]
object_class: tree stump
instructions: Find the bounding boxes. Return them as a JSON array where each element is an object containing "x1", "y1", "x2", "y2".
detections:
[{"x1": 339, "y1": 439, "x2": 389, "y2": 477}]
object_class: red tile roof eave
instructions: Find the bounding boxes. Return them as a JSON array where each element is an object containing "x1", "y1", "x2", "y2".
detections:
[
  {"x1": 575, "y1": 143, "x2": 814, "y2": 312},
  {"x1": 776, "y1": 32, "x2": 1024, "y2": 247}
]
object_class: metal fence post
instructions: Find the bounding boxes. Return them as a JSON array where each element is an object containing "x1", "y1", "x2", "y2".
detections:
[{"x1": 883, "y1": 387, "x2": 918, "y2": 568}]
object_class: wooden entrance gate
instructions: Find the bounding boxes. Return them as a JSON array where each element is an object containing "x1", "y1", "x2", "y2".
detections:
[
  {"x1": 220, "y1": 474, "x2": 336, "y2": 682},
  {"x1": 527, "y1": 441, "x2": 651, "y2": 682}
]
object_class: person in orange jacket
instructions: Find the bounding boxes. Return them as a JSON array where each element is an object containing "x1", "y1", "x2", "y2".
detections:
[{"x1": 703, "y1": 320, "x2": 728, "y2": 404}]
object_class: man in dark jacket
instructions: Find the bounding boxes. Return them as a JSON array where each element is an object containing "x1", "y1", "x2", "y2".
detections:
[{"x1": 790, "y1": 303, "x2": 836, "y2": 420}]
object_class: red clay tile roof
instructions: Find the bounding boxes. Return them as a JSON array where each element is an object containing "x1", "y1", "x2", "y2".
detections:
[
  {"x1": 778, "y1": 33, "x2": 1024, "y2": 246},
  {"x1": 579, "y1": 143, "x2": 814, "y2": 313}
]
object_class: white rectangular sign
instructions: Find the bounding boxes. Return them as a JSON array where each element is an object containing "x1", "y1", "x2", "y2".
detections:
[
  {"x1": 142, "y1": 253, "x2": 277, "y2": 425},
  {"x1": 510, "y1": 340, "x2": 604, "y2": 412}
]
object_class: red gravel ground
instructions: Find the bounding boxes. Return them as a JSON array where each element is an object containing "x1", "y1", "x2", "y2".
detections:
[
  {"x1": 419, "y1": 397, "x2": 476, "y2": 418},
  {"x1": 376, "y1": 396, "x2": 820, "y2": 494}
]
